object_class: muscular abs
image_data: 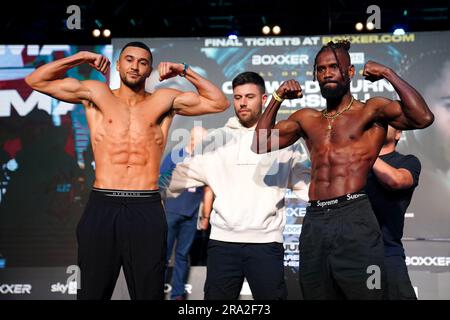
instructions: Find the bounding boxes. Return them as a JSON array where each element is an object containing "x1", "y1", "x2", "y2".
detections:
[
  {"x1": 300, "y1": 106, "x2": 386, "y2": 200},
  {"x1": 86, "y1": 97, "x2": 170, "y2": 190}
]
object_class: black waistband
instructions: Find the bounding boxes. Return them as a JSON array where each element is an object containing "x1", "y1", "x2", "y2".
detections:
[
  {"x1": 308, "y1": 191, "x2": 367, "y2": 209},
  {"x1": 92, "y1": 187, "x2": 160, "y2": 198}
]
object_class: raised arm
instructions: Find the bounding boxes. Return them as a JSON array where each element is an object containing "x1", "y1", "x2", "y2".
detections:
[
  {"x1": 25, "y1": 51, "x2": 110, "y2": 105},
  {"x1": 158, "y1": 62, "x2": 229, "y2": 116},
  {"x1": 363, "y1": 60, "x2": 434, "y2": 130},
  {"x1": 252, "y1": 80, "x2": 304, "y2": 154}
]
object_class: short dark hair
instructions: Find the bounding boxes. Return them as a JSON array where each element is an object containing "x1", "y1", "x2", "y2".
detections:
[
  {"x1": 313, "y1": 40, "x2": 351, "y2": 81},
  {"x1": 120, "y1": 41, "x2": 153, "y2": 63},
  {"x1": 232, "y1": 71, "x2": 265, "y2": 94}
]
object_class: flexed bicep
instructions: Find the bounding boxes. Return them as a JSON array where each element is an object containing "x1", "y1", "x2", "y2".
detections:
[
  {"x1": 253, "y1": 79, "x2": 305, "y2": 153},
  {"x1": 253, "y1": 118, "x2": 302, "y2": 153},
  {"x1": 159, "y1": 61, "x2": 229, "y2": 115},
  {"x1": 25, "y1": 51, "x2": 110, "y2": 105},
  {"x1": 33, "y1": 77, "x2": 92, "y2": 104},
  {"x1": 173, "y1": 91, "x2": 227, "y2": 116},
  {"x1": 272, "y1": 119, "x2": 303, "y2": 149},
  {"x1": 253, "y1": 111, "x2": 304, "y2": 154},
  {"x1": 173, "y1": 91, "x2": 206, "y2": 116},
  {"x1": 372, "y1": 97, "x2": 417, "y2": 130},
  {"x1": 365, "y1": 63, "x2": 434, "y2": 130}
]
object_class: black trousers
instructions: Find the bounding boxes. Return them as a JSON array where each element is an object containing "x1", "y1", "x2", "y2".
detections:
[
  {"x1": 76, "y1": 188, "x2": 167, "y2": 300},
  {"x1": 204, "y1": 240, "x2": 287, "y2": 300},
  {"x1": 384, "y1": 255, "x2": 417, "y2": 300},
  {"x1": 299, "y1": 194, "x2": 385, "y2": 300}
]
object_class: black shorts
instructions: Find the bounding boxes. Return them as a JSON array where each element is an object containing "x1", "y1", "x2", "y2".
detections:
[
  {"x1": 299, "y1": 192, "x2": 385, "y2": 300},
  {"x1": 76, "y1": 188, "x2": 167, "y2": 300},
  {"x1": 384, "y1": 255, "x2": 417, "y2": 300}
]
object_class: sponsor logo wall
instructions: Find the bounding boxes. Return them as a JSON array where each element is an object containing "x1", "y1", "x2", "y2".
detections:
[{"x1": 0, "y1": 31, "x2": 449, "y2": 299}]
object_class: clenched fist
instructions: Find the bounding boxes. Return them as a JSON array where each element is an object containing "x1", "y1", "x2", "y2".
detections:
[
  {"x1": 81, "y1": 51, "x2": 110, "y2": 75},
  {"x1": 158, "y1": 62, "x2": 186, "y2": 81},
  {"x1": 275, "y1": 80, "x2": 303, "y2": 100},
  {"x1": 363, "y1": 60, "x2": 390, "y2": 82}
]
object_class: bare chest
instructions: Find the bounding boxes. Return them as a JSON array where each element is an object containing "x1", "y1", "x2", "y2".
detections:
[
  {"x1": 86, "y1": 106, "x2": 165, "y2": 146},
  {"x1": 303, "y1": 112, "x2": 386, "y2": 165}
]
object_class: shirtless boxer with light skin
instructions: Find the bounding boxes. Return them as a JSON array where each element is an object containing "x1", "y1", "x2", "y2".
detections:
[
  {"x1": 252, "y1": 40, "x2": 433, "y2": 299},
  {"x1": 26, "y1": 42, "x2": 229, "y2": 300}
]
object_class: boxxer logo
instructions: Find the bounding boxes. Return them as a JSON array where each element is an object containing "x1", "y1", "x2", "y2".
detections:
[
  {"x1": 252, "y1": 54, "x2": 309, "y2": 65},
  {"x1": 0, "y1": 284, "x2": 32, "y2": 294},
  {"x1": 406, "y1": 256, "x2": 450, "y2": 267},
  {"x1": 285, "y1": 207, "x2": 306, "y2": 217},
  {"x1": 283, "y1": 224, "x2": 302, "y2": 235}
]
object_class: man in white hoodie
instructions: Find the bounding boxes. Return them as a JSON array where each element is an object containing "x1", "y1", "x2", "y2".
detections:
[{"x1": 160, "y1": 72, "x2": 310, "y2": 300}]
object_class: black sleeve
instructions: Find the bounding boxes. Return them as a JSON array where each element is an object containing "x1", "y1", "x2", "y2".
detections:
[{"x1": 398, "y1": 155, "x2": 421, "y2": 188}]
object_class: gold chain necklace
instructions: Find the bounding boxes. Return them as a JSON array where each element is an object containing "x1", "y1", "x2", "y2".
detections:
[{"x1": 322, "y1": 96, "x2": 354, "y2": 130}]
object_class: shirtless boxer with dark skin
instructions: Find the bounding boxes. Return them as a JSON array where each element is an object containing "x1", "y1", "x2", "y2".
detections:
[{"x1": 252, "y1": 40, "x2": 433, "y2": 299}]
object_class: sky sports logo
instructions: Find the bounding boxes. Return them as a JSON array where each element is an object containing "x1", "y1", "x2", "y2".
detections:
[{"x1": 51, "y1": 281, "x2": 78, "y2": 295}]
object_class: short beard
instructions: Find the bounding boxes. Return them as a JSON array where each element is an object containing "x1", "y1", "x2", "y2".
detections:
[
  {"x1": 238, "y1": 113, "x2": 259, "y2": 128},
  {"x1": 120, "y1": 74, "x2": 145, "y2": 89},
  {"x1": 320, "y1": 79, "x2": 350, "y2": 99}
]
